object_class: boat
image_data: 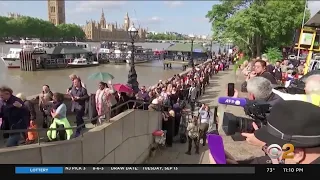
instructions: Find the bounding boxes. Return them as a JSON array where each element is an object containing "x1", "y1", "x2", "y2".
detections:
[
  {"x1": 0, "y1": 48, "x2": 22, "y2": 68},
  {"x1": 4, "y1": 40, "x2": 20, "y2": 44},
  {"x1": 1, "y1": 39, "x2": 46, "y2": 68},
  {"x1": 67, "y1": 57, "x2": 99, "y2": 68},
  {"x1": 125, "y1": 48, "x2": 153, "y2": 64}
]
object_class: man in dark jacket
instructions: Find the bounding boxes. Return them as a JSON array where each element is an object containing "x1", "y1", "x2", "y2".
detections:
[
  {"x1": 273, "y1": 61, "x2": 282, "y2": 82},
  {"x1": 0, "y1": 86, "x2": 29, "y2": 147},
  {"x1": 246, "y1": 77, "x2": 283, "y2": 107},
  {"x1": 70, "y1": 78, "x2": 89, "y2": 137}
]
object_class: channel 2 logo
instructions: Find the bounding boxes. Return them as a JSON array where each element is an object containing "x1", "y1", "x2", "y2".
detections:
[{"x1": 267, "y1": 143, "x2": 294, "y2": 161}]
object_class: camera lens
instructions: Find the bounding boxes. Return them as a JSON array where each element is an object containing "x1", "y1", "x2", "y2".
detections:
[
  {"x1": 222, "y1": 112, "x2": 264, "y2": 135},
  {"x1": 239, "y1": 118, "x2": 263, "y2": 133}
]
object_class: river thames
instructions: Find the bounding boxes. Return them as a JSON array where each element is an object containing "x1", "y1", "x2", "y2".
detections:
[{"x1": 0, "y1": 42, "x2": 222, "y2": 96}]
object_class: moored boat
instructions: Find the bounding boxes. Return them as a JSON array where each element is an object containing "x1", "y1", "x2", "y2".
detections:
[
  {"x1": 125, "y1": 47, "x2": 153, "y2": 64},
  {"x1": 67, "y1": 58, "x2": 99, "y2": 68},
  {"x1": 1, "y1": 48, "x2": 22, "y2": 68}
]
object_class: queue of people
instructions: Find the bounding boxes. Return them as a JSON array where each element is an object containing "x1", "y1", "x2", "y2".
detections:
[{"x1": 0, "y1": 56, "x2": 232, "y2": 148}]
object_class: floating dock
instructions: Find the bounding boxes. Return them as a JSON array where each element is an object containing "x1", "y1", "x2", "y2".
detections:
[{"x1": 163, "y1": 60, "x2": 202, "y2": 70}]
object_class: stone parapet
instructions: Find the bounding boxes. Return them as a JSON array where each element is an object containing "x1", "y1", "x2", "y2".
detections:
[{"x1": 0, "y1": 109, "x2": 161, "y2": 164}]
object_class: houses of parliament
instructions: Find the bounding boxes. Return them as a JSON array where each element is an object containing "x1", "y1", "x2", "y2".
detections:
[{"x1": 47, "y1": 0, "x2": 146, "y2": 42}]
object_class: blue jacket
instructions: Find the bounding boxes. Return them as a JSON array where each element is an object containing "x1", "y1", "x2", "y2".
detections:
[{"x1": 0, "y1": 95, "x2": 29, "y2": 130}]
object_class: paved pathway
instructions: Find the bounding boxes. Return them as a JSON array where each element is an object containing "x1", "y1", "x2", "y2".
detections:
[{"x1": 146, "y1": 68, "x2": 264, "y2": 164}]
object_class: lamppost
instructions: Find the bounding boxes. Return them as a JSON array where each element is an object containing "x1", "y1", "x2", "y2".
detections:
[
  {"x1": 189, "y1": 34, "x2": 195, "y2": 67},
  {"x1": 127, "y1": 25, "x2": 139, "y2": 93}
]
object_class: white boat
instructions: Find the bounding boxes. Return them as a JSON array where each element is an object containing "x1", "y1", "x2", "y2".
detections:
[
  {"x1": 125, "y1": 49, "x2": 152, "y2": 64},
  {"x1": 1, "y1": 48, "x2": 22, "y2": 68},
  {"x1": 1, "y1": 39, "x2": 42, "y2": 68},
  {"x1": 67, "y1": 58, "x2": 99, "y2": 68}
]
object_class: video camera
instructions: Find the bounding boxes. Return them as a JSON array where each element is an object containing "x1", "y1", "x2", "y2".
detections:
[{"x1": 218, "y1": 97, "x2": 271, "y2": 135}]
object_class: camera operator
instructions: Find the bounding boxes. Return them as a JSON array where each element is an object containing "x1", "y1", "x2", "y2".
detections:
[
  {"x1": 210, "y1": 100, "x2": 320, "y2": 164},
  {"x1": 272, "y1": 74, "x2": 320, "y2": 106},
  {"x1": 234, "y1": 77, "x2": 283, "y2": 106}
]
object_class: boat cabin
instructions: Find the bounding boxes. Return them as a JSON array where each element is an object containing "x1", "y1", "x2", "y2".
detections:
[{"x1": 44, "y1": 45, "x2": 93, "y2": 63}]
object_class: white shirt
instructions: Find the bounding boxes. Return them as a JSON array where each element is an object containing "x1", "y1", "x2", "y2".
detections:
[{"x1": 272, "y1": 89, "x2": 304, "y2": 101}]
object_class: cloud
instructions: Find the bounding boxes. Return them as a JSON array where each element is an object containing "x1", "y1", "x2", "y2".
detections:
[
  {"x1": 72, "y1": 1, "x2": 127, "y2": 13},
  {"x1": 164, "y1": 1, "x2": 183, "y2": 8},
  {"x1": 146, "y1": 16, "x2": 164, "y2": 24},
  {"x1": 308, "y1": 1, "x2": 320, "y2": 17}
]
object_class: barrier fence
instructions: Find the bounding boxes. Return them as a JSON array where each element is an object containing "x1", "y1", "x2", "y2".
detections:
[{"x1": 0, "y1": 100, "x2": 195, "y2": 147}]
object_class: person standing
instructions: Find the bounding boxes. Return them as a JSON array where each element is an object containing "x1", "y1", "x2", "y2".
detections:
[
  {"x1": 188, "y1": 83, "x2": 197, "y2": 113},
  {"x1": 95, "y1": 82, "x2": 112, "y2": 125},
  {"x1": 70, "y1": 78, "x2": 89, "y2": 137},
  {"x1": 273, "y1": 61, "x2": 283, "y2": 83},
  {"x1": 185, "y1": 116, "x2": 200, "y2": 155},
  {"x1": 0, "y1": 86, "x2": 29, "y2": 147}
]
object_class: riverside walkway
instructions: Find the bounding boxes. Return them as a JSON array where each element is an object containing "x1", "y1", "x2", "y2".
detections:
[
  {"x1": 0, "y1": 63, "x2": 263, "y2": 164},
  {"x1": 146, "y1": 68, "x2": 264, "y2": 164}
]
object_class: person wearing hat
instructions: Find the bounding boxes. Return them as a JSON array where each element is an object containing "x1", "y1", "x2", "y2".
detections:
[{"x1": 210, "y1": 100, "x2": 320, "y2": 164}]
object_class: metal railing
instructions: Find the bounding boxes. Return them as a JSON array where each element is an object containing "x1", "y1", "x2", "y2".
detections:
[{"x1": 0, "y1": 100, "x2": 173, "y2": 146}]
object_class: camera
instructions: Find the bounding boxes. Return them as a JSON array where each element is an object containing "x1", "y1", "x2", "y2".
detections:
[{"x1": 221, "y1": 100, "x2": 271, "y2": 135}]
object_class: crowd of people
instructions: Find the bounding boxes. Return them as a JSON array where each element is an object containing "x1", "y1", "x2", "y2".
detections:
[
  {"x1": 208, "y1": 54, "x2": 320, "y2": 164},
  {"x1": 0, "y1": 56, "x2": 232, "y2": 148}
]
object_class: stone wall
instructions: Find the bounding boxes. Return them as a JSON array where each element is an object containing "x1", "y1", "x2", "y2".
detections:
[{"x1": 0, "y1": 109, "x2": 161, "y2": 164}]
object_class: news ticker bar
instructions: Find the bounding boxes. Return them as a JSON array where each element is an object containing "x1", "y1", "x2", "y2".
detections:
[{"x1": 15, "y1": 166, "x2": 255, "y2": 174}]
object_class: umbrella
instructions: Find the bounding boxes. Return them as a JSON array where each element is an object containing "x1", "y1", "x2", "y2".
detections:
[
  {"x1": 113, "y1": 83, "x2": 133, "y2": 93},
  {"x1": 88, "y1": 72, "x2": 114, "y2": 81}
]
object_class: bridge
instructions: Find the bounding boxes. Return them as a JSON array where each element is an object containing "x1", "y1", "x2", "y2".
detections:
[
  {"x1": 0, "y1": 64, "x2": 262, "y2": 164},
  {"x1": 146, "y1": 39, "x2": 219, "y2": 44}
]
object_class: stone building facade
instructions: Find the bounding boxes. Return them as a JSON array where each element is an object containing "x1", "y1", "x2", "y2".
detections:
[
  {"x1": 47, "y1": 0, "x2": 66, "y2": 25},
  {"x1": 7, "y1": 13, "x2": 22, "y2": 19},
  {"x1": 82, "y1": 10, "x2": 147, "y2": 42}
]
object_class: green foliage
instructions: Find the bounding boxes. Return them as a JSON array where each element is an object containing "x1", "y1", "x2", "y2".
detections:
[
  {"x1": 0, "y1": 15, "x2": 86, "y2": 41},
  {"x1": 206, "y1": 0, "x2": 310, "y2": 57},
  {"x1": 147, "y1": 33, "x2": 186, "y2": 40},
  {"x1": 265, "y1": 47, "x2": 282, "y2": 64}
]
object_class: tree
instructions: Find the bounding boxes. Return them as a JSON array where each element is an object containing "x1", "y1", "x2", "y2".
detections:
[
  {"x1": 56, "y1": 24, "x2": 86, "y2": 41},
  {"x1": 147, "y1": 33, "x2": 186, "y2": 40},
  {"x1": 206, "y1": 0, "x2": 310, "y2": 57},
  {"x1": 0, "y1": 15, "x2": 86, "y2": 41}
]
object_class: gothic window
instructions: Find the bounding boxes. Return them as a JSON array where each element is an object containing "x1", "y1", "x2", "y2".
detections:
[{"x1": 50, "y1": 6, "x2": 55, "y2": 13}]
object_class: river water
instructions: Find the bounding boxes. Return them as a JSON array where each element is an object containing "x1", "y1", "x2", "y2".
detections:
[{"x1": 0, "y1": 42, "x2": 222, "y2": 96}]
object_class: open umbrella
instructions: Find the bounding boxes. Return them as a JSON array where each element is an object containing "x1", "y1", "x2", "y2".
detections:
[
  {"x1": 88, "y1": 72, "x2": 114, "y2": 81},
  {"x1": 113, "y1": 83, "x2": 133, "y2": 93}
]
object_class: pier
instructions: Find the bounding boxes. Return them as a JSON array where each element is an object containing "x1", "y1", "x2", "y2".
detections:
[{"x1": 163, "y1": 60, "x2": 203, "y2": 70}]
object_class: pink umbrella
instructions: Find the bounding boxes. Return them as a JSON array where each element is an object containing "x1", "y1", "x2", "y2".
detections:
[{"x1": 113, "y1": 83, "x2": 133, "y2": 93}]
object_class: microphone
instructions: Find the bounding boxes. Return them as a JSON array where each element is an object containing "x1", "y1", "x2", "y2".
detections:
[{"x1": 218, "y1": 97, "x2": 247, "y2": 107}]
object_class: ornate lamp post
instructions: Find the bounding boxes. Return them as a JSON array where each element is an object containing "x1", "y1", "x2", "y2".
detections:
[
  {"x1": 189, "y1": 34, "x2": 195, "y2": 67},
  {"x1": 127, "y1": 25, "x2": 139, "y2": 93}
]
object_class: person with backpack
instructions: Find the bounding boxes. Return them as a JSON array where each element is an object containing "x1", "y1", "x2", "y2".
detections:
[
  {"x1": 47, "y1": 93, "x2": 73, "y2": 141},
  {"x1": 198, "y1": 104, "x2": 213, "y2": 146},
  {"x1": 185, "y1": 116, "x2": 200, "y2": 155}
]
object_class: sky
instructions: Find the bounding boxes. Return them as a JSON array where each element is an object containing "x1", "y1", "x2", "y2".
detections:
[{"x1": 0, "y1": 1, "x2": 320, "y2": 36}]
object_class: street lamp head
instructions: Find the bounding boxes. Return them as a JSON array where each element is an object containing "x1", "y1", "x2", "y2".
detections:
[
  {"x1": 128, "y1": 25, "x2": 139, "y2": 41},
  {"x1": 189, "y1": 34, "x2": 195, "y2": 40}
]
